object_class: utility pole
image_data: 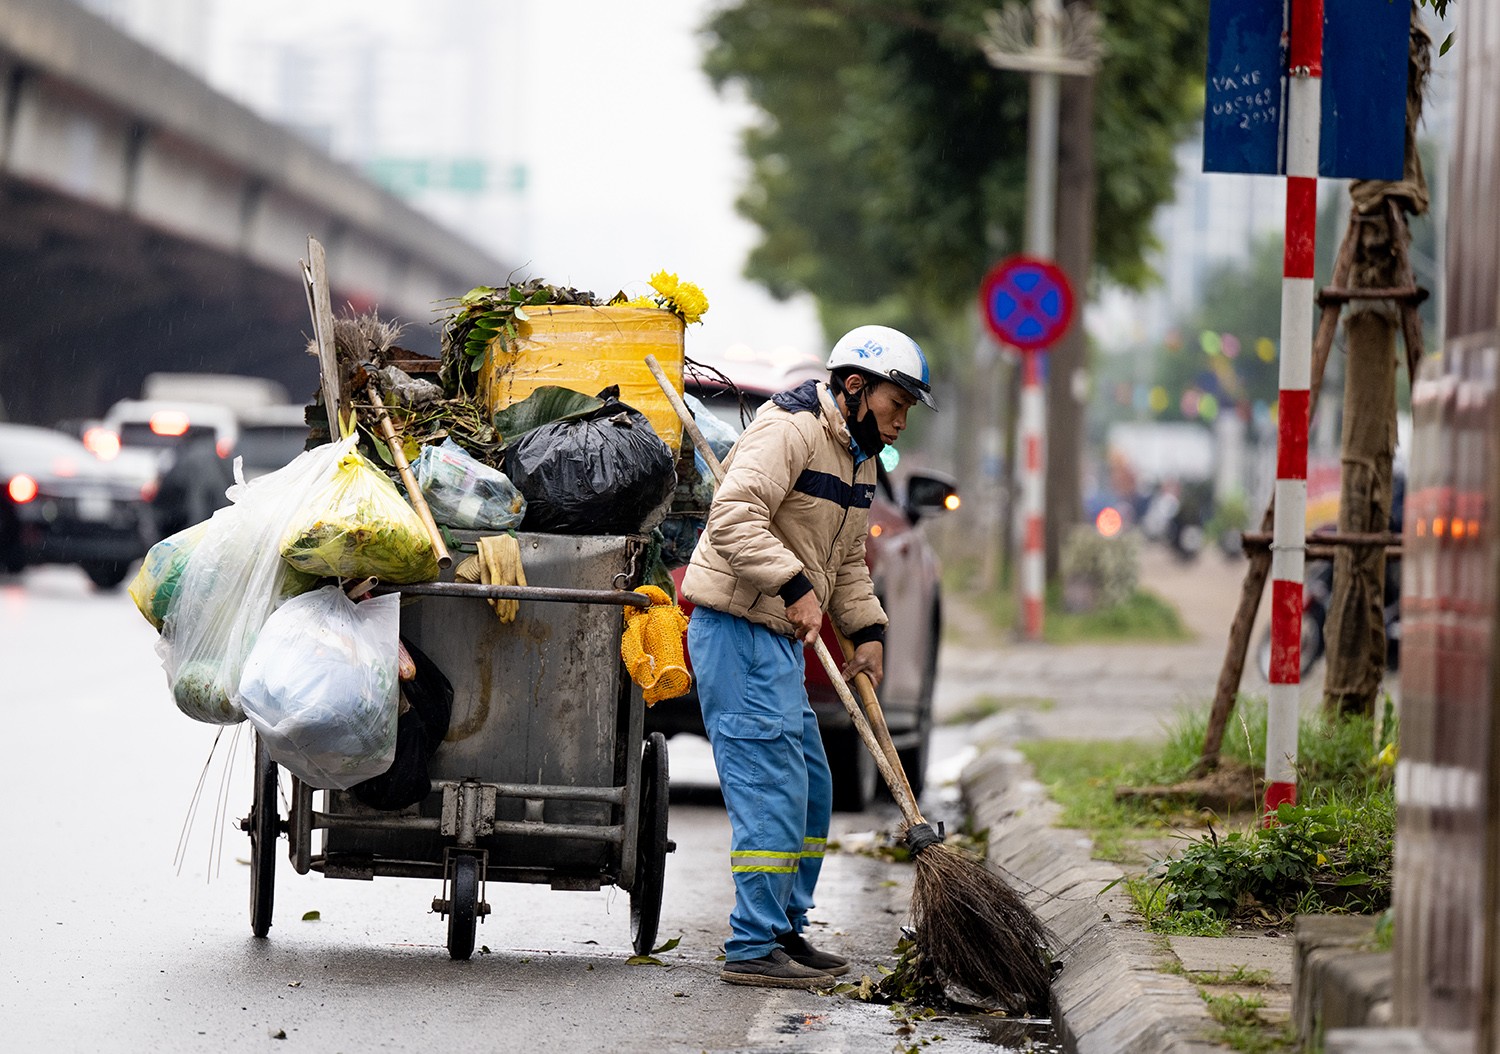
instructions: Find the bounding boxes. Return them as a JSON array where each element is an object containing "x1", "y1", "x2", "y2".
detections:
[{"x1": 979, "y1": 0, "x2": 1101, "y2": 639}]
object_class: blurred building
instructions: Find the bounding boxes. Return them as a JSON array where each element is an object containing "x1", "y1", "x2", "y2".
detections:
[{"x1": 74, "y1": 0, "x2": 529, "y2": 261}]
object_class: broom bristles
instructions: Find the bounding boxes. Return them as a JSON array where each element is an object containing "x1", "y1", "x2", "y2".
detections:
[{"x1": 911, "y1": 842, "x2": 1053, "y2": 1014}]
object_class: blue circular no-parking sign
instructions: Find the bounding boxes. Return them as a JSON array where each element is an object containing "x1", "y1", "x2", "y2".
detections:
[{"x1": 979, "y1": 256, "x2": 1075, "y2": 352}]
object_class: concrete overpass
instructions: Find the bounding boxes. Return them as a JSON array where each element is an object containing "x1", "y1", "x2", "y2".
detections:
[{"x1": 0, "y1": 0, "x2": 513, "y2": 424}]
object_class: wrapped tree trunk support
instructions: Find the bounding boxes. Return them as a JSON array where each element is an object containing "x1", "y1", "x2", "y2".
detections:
[{"x1": 1321, "y1": 15, "x2": 1430, "y2": 719}]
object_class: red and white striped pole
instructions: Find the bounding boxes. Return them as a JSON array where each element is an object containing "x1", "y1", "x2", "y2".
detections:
[
  {"x1": 1019, "y1": 353, "x2": 1046, "y2": 640},
  {"x1": 1265, "y1": 0, "x2": 1323, "y2": 818}
]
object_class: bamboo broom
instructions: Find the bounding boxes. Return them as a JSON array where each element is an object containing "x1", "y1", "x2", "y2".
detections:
[{"x1": 645, "y1": 355, "x2": 1052, "y2": 1011}]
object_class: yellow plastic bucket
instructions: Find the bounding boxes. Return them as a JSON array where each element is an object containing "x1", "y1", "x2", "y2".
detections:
[{"x1": 479, "y1": 305, "x2": 686, "y2": 452}]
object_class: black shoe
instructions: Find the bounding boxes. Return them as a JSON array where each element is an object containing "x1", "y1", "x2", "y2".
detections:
[
  {"x1": 721, "y1": 948, "x2": 834, "y2": 988},
  {"x1": 775, "y1": 931, "x2": 850, "y2": 976}
]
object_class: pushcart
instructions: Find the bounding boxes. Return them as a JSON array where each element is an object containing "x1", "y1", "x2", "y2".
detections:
[{"x1": 241, "y1": 531, "x2": 674, "y2": 960}]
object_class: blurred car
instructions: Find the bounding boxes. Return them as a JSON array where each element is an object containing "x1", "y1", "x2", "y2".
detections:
[
  {"x1": 233, "y1": 403, "x2": 311, "y2": 479},
  {"x1": 99, "y1": 398, "x2": 238, "y2": 539},
  {"x1": 645, "y1": 359, "x2": 958, "y2": 811},
  {"x1": 0, "y1": 423, "x2": 158, "y2": 588}
]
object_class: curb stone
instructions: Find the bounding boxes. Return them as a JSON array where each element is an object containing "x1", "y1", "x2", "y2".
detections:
[{"x1": 960, "y1": 739, "x2": 1226, "y2": 1053}]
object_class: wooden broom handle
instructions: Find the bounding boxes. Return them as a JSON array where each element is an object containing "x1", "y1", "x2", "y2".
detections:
[
  {"x1": 835, "y1": 630, "x2": 920, "y2": 808},
  {"x1": 367, "y1": 386, "x2": 451, "y2": 570},
  {"x1": 644, "y1": 354, "x2": 926, "y2": 827}
]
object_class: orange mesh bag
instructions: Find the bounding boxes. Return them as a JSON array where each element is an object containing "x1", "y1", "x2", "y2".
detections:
[{"x1": 620, "y1": 585, "x2": 691, "y2": 705}]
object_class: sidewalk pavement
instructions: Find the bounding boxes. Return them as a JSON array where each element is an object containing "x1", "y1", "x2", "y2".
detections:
[{"x1": 935, "y1": 545, "x2": 1323, "y2": 1052}]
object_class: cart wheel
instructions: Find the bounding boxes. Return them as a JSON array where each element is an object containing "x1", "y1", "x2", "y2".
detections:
[
  {"x1": 447, "y1": 854, "x2": 479, "y2": 961},
  {"x1": 630, "y1": 732, "x2": 671, "y2": 956},
  {"x1": 249, "y1": 734, "x2": 279, "y2": 939}
]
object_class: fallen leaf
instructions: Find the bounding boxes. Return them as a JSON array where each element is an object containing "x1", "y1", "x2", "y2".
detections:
[
  {"x1": 301, "y1": 911, "x2": 321, "y2": 922},
  {"x1": 652, "y1": 935, "x2": 682, "y2": 954},
  {"x1": 627, "y1": 954, "x2": 664, "y2": 967},
  {"x1": 287, "y1": 981, "x2": 302, "y2": 988},
  {"x1": 270, "y1": 1029, "x2": 287, "y2": 1040}
]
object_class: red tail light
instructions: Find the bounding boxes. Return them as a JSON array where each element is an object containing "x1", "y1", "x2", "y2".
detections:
[
  {"x1": 140, "y1": 480, "x2": 159, "y2": 502},
  {"x1": 82, "y1": 427, "x2": 121, "y2": 460},
  {"x1": 149, "y1": 411, "x2": 191, "y2": 437},
  {"x1": 7, "y1": 474, "x2": 38, "y2": 503}
]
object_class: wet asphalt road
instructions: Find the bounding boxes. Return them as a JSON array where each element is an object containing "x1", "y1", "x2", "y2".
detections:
[{"x1": 0, "y1": 566, "x2": 1048, "y2": 1053}]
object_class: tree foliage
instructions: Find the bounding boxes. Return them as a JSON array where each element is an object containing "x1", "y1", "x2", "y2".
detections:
[{"x1": 701, "y1": 0, "x2": 1210, "y2": 362}]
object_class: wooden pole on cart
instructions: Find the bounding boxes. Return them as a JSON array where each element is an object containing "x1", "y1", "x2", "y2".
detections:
[
  {"x1": 644, "y1": 353, "x2": 1053, "y2": 1011},
  {"x1": 301, "y1": 236, "x2": 345, "y2": 438},
  {"x1": 366, "y1": 386, "x2": 452, "y2": 570}
]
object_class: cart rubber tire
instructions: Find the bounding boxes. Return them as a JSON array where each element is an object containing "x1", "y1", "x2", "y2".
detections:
[
  {"x1": 447, "y1": 854, "x2": 479, "y2": 961},
  {"x1": 630, "y1": 732, "x2": 671, "y2": 957},
  {"x1": 249, "y1": 735, "x2": 278, "y2": 939}
]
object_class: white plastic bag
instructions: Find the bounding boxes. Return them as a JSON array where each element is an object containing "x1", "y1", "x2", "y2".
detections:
[
  {"x1": 239, "y1": 586, "x2": 400, "y2": 789},
  {"x1": 157, "y1": 436, "x2": 354, "y2": 723},
  {"x1": 413, "y1": 438, "x2": 526, "y2": 531}
]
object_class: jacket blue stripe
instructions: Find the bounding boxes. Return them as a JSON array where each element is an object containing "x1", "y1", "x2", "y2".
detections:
[{"x1": 794, "y1": 469, "x2": 875, "y2": 510}]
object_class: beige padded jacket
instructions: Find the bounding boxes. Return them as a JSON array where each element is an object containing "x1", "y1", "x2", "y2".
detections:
[{"x1": 680, "y1": 379, "x2": 887, "y2": 643}]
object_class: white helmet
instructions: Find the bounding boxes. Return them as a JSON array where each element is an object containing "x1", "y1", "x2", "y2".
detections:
[{"x1": 826, "y1": 325, "x2": 937, "y2": 411}]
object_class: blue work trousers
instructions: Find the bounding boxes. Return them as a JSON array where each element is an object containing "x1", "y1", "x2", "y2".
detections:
[{"x1": 688, "y1": 606, "x2": 833, "y2": 962}]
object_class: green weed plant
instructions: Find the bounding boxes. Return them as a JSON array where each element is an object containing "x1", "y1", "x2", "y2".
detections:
[{"x1": 1022, "y1": 698, "x2": 1397, "y2": 930}]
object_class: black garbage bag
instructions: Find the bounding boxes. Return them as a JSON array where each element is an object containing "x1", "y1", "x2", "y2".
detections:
[
  {"x1": 350, "y1": 639, "x2": 453, "y2": 810},
  {"x1": 503, "y1": 388, "x2": 676, "y2": 534}
]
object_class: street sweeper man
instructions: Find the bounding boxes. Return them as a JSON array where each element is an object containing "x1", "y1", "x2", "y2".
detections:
[{"x1": 681, "y1": 324, "x2": 937, "y2": 988}]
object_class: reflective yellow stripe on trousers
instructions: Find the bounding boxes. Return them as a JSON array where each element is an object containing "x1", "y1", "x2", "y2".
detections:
[
  {"x1": 801, "y1": 836, "x2": 826, "y2": 861},
  {"x1": 730, "y1": 850, "x2": 801, "y2": 874}
]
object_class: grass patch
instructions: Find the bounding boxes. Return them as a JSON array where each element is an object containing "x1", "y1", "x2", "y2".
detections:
[
  {"x1": 1021, "y1": 698, "x2": 1398, "y2": 932},
  {"x1": 943, "y1": 559, "x2": 1189, "y2": 643},
  {"x1": 1201, "y1": 991, "x2": 1297, "y2": 1053},
  {"x1": 979, "y1": 581, "x2": 1190, "y2": 643}
]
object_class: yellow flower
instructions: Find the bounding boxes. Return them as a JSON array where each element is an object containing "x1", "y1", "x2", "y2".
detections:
[
  {"x1": 618, "y1": 295, "x2": 657, "y2": 310},
  {"x1": 649, "y1": 270, "x2": 680, "y2": 299},
  {"x1": 670, "y1": 280, "x2": 709, "y2": 324}
]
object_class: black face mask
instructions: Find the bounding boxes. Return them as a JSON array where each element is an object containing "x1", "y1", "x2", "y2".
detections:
[{"x1": 844, "y1": 384, "x2": 886, "y2": 459}]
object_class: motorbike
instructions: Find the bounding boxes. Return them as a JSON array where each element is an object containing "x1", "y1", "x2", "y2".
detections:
[{"x1": 1254, "y1": 550, "x2": 1401, "y2": 680}]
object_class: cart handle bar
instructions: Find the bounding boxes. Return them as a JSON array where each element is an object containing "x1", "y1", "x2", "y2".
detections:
[{"x1": 372, "y1": 581, "x2": 651, "y2": 608}]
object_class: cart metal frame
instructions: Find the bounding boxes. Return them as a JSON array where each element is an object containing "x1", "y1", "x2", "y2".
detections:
[{"x1": 242, "y1": 532, "x2": 674, "y2": 960}]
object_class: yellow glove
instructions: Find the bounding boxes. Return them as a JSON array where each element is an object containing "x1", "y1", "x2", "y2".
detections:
[
  {"x1": 621, "y1": 585, "x2": 691, "y2": 705},
  {"x1": 454, "y1": 534, "x2": 526, "y2": 623}
]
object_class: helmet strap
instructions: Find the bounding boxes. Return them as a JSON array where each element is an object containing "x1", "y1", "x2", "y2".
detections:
[{"x1": 836, "y1": 374, "x2": 886, "y2": 459}]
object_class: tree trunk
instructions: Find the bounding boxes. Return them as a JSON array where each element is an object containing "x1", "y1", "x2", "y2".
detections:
[
  {"x1": 1321, "y1": 216, "x2": 1399, "y2": 719},
  {"x1": 1045, "y1": 68, "x2": 1095, "y2": 579},
  {"x1": 1320, "y1": 13, "x2": 1429, "y2": 719}
]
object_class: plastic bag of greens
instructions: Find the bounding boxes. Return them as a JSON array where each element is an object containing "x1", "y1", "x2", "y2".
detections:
[
  {"x1": 239, "y1": 586, "x2": 399, "y2": 789},
  {"x1": 157, "y1": 436, "x2": 352, "y2": 724},
  {"x1": 412, "y1": 438, "x2": 526, "y2": 531},
  {"x1": 280, "y1": 446, "x2": 439, "y2": 583},
  {"x1": 504, "y1": 392, "x2": 676, "y2": 534},
  {"x1": 129, "y1": 521, "x2": 210, "y2": 630},
  {"x1": 130, "y1": 521, "x2": 316, "y2": 631}
]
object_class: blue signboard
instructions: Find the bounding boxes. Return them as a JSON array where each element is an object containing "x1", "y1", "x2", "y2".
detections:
[
  {"x1": 1203, "y1": 0, "x2": 1285, "y2": 175},
  {"x1": 1204, "y1": 0, "x2": 1410, "y2": 180}
]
